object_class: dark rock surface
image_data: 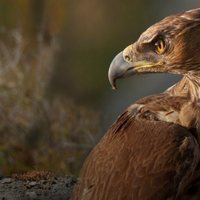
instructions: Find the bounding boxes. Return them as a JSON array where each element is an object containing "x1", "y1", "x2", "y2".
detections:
[{"x1": 0, "y1": 174, "x2": 76, "y2": 200}]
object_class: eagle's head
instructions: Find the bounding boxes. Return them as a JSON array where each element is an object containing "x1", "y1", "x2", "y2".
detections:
[{"x1": 109, "y1": 8, "x2": 200, "y2": 89}]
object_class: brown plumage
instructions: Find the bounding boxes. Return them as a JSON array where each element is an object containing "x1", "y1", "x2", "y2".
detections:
[{"x1": 71, "y1": 8, "x2": 200, "y2": 200}]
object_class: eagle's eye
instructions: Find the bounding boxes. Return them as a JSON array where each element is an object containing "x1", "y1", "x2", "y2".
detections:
[{"x1": 154, "y1": 39, "x2": 166, "y2": 55}]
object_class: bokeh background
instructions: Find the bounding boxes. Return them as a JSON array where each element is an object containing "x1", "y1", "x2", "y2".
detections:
[{"x1": 0, "y1": 0, "x2": 199, "y2": 176}]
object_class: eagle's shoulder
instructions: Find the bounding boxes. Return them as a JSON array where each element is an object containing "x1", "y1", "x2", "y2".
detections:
[
  {"x1": 109, "y1": 93, "x2": 189, "y2": 134},
  {"x1": 72, "y1": 109, "x2": 200, "y2": 200},
  {"x1": 112, "y1": 93, "x2": 200, "y2": 136}
]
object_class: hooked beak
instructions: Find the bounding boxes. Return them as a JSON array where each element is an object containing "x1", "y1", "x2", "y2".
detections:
[
  {"x1": 108, "y1": 46, "x2": 135, "y2": 90},
  {"x1": 108, "y1": 45, "x2": 160, "y2": 89}
]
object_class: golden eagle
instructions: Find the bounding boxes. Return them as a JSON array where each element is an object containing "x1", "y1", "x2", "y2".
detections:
[{"x1": 71, "y1": 8, "x2": 200, "y2": 200}]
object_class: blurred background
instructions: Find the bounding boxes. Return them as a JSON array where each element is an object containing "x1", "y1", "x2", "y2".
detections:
[{"x1": 0, "y1": 0, "x2": 199, "y2": 176}]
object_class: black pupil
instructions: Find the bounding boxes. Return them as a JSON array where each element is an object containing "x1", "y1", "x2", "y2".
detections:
[
  {"x1": 159, "y1": 42, "x2": 162, "y2": 49},
  {"x1": 157, "y1": 40, "x2": 165, "y2": 50}
]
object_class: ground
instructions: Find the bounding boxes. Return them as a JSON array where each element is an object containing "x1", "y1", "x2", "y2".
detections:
[{"x1": 0, "y1": 172, "x2": 76, "y2": 200}]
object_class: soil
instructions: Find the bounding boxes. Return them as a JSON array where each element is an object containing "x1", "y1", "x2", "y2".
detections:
[{"x1": 0, "y1": 172, "x2": 76, "y2": 200}]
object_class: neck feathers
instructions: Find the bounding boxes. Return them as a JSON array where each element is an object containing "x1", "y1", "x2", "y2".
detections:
[{"x1": 166, "y1": 75, "x2": 200, "y2": 101}]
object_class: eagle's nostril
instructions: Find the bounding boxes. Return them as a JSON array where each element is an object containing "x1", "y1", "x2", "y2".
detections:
[{"x1": 124, "y1": 55, "x2": 131, "y2": 62}]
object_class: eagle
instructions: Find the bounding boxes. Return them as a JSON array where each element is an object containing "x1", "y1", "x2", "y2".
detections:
[{"x1": 71, "y1": 8, "x2": 200, "y2": 200}]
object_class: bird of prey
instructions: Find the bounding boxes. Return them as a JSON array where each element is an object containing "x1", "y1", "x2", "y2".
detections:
[{"x1": 71, "y1": 8, "x2": 200, "y2": 200}]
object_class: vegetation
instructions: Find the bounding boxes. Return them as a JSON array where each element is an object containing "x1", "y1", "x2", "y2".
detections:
[
  {"x1": 0, "y1": 0, "x2": 188, "y2": 177},
  {"x1": 0, "y1": 31, "x2": 100, "y2": 176}
]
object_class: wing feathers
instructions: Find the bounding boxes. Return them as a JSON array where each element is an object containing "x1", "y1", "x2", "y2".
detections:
[{"x1": 71, "y1": 114, "x2": 199, "y2": 200}]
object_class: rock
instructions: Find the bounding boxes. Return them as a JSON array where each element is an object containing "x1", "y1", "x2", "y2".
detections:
[
  {"x1": 0, "y1": 175, "x2": 77, "y2": 200},
  {"x1": 1, "y1": 178, "x2": 12, "y2": 184},
  {"x1": 25, "y1": 191, "x2": 37, "y2": 199},
  {"x1": 28, "y1": 181, "x2": 37, "y2": 187}
]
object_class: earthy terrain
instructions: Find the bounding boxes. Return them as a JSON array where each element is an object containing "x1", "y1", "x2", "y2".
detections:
[{"x1": 0, "y1": 171, "x2": 76, "y2": 200}]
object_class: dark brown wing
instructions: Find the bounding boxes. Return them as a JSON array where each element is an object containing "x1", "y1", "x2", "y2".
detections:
[
  {"x1": 71, "y1": 111, "x2": 200, "y2": 200},
  {"x1": 180, "y1": 177, "x2": 200, "y2": 200}
]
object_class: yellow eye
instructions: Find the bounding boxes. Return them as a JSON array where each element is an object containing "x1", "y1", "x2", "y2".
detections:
[{"x1": 155, "y1": 40, "x2": 165, "y2": 55}]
